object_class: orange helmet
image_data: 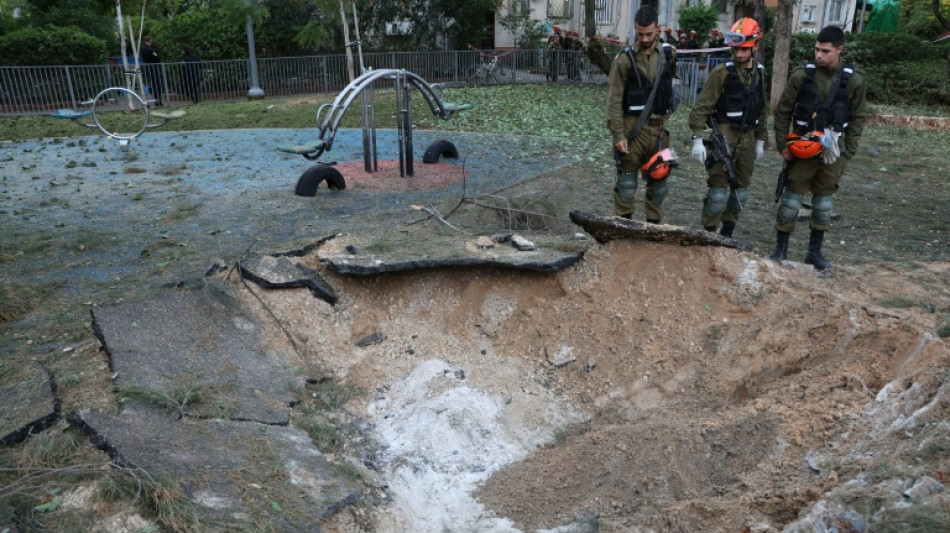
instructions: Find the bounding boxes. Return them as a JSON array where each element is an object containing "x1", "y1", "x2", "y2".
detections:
[
  {"x1": 641, "y1": 148, "x2": 678, "y2": 180},
  {"x1": 725, "y1": 18, "x2": 762, "y2": 48},
  {"x1": 786, "y1": 131, "x2": 823, "y2": 159}
]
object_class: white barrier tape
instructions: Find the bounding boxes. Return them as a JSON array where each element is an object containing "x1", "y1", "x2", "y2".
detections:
[{"x1": 674, "y1": 46, "x2": 732, "y2": 54}]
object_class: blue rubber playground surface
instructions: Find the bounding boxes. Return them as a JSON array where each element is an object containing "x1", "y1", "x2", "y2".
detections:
[{"x1": 1, "y1": 128, "x2": 585, "y2": 300}]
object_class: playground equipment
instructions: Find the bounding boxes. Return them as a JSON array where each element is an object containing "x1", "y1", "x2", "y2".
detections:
[
  {"x1": 278, "y1": 68, "x2": 471, "y2": 196},
  {"x1": 50, "y1": 86, "x2": 184, "y2": 151},
  {"x1": 50, "y1": 2, "x2": 183, "y2": 151}
]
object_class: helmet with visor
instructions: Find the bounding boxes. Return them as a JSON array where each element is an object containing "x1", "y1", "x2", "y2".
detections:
[{"x1": 724, "y1": 18, "x2": 761, "y2": 48}]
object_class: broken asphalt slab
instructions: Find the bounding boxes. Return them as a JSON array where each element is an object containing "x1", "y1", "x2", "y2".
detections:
[
  {"x1": 239, "y1": 255, "x2": 337, "y2": 305},
  {"x1": 67, "y1": 408, "x2": 362, "y2": 530},
  {"x1": 569, "y1": 211, "x2": 755, "y2": 252},
  {"x1": 91, "y1": 286, "x2": 302, "y2": 425},
  {"x1": 317, "y1": 233, "x2": 585, "y2": 275},
  {"x1": 0, "y1": 363, "x2": 60, "y2": 446}
]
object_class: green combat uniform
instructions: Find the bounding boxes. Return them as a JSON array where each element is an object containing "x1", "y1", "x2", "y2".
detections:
[
  {"x1": 774, "y1": 62, "x2": 867, "y2": 233},
  {"x1": 606, "y1": 41, "x2": 679, "y2": 221},
  {"x1": 688, "y1": 60, "x2": 767, "y2": 232},
  {"x1": 771, "y1": 60, "x2": 867, "y2": 269}
]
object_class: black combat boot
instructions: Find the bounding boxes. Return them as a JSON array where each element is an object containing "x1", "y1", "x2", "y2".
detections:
[
  {"x1": 720, "y1": 221, "x2": 736, "y2": 238},
  {"x1": 704, "y1": 225, "x2": 717, "y2": 232},
  {"x1": 647, "y1": 219, "x2": 661, "y2": 224},
  {"x1": 804, "y1": 229, "x2": 832, "y2": 271},
  {"x1": 769, "y1": 231, "x2": 790, "y2": 261}
]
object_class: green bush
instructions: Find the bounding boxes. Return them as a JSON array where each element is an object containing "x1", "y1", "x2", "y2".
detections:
[
  {"x1": 147, "y1": 10, "x2": 247, "y2": 62},
  {"x1": 0, "y1": 25, "x2": 107, "y2": 66},
  {"x1": 677, "y1": 4, "x2": 720, "y2": 37},
  {"x1": 865, "y1": 59, "x2": 950, "y2": 105},
  {"x1": 761, "y1": 31, "x2": 950, "y2": 106}
]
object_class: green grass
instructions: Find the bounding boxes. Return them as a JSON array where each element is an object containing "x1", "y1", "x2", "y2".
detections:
[
  {"x1": 0, "y1": 280, "x2": 59, "y2": 322},
  {"x1": 117, "y1": 383, "x2": 208, "y2": 417}
]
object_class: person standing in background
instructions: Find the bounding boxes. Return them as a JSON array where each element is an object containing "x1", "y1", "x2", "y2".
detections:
[{"x1": 140, "y1": 36, "x2": 164, "y2": 106}]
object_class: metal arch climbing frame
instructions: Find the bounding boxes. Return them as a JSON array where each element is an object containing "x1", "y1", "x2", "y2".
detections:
[{"x1": 310, "y1": 69, "x2": 470, "y2": 177}]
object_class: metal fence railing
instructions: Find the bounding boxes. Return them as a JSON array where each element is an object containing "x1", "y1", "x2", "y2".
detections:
[{"x1": 0, "y1": 49, "x2": 719, "y2": 116}]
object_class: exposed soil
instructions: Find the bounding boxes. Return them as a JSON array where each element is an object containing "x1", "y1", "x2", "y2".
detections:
[
  {"x1": 242, "y1": 238, "x2": 949, "y2": 532},
  {"x1": 2, "y1": 126, "x2": 949, "y2": 531}
]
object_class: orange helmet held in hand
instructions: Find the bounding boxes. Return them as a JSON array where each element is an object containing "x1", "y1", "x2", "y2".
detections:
[
  {"x1": 641, "y1": 148, "x2": 678, "y2": 180},
  {"x1": 786, "y1": 131, "x2": 823, "y2": 159}
]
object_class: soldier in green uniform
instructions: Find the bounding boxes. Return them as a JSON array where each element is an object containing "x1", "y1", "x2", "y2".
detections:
[
  {"x1": 688, "y1": 17, "x2": 767, "y2": 238},
  {"x1": 605, "y1": 6, "x2": 680, "y2": 222},
  {"x1": 771, "y1": 25, "x2": 867, "y2": 271}
]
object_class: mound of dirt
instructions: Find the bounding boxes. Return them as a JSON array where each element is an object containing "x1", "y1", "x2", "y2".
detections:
[{"x1": 234, "y1": 237, "x2": 949, "y2": 532}]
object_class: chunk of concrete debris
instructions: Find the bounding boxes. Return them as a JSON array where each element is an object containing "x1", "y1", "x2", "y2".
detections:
[
  {"x1": 1, "y1": 363, "x2": 60, "y2": 446},
  {"x1": 92, "y1": 289, "x2": 301, "y2": 425},
  {"x1": 68, "y1": 408, "x2": 361, "y2": 529},
  {"x1": 356, "y1": 332, "x2": 387, "y2": 347},
  {"x1": 545, "y1": 345, "x2": 576, "y2": 368},
  {"x1": 239, "y1": 255, "x2": 337, "y2": 305},
  {"x1": 511, "y1": 235, "x2": 536, "y2": 251},
  {"x1": 903, "y1": 475, "x2": 945, "y2": 500},
  {"x1": 474, "y1": 236, "x2": 495, "y2": 249},
  {"x1": 569, "y1": 211, "x2": 753, "y2": 251}
]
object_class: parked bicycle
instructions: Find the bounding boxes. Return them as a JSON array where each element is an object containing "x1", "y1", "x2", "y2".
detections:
[{"x1": 466, "y1": 44, "x2": 512, "y2": 87}]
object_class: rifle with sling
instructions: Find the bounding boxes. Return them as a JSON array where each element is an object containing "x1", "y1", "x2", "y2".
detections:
[{"x1": 704, "y1": 115, "x2": 742, "y2": 210}]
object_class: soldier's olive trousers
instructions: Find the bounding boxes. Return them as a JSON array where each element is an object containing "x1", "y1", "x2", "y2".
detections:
[
  {"x1": 614, "y1": 120, "x2": 669, "y2": 221},
  {"x1": 774, "y1": 154, "x2": 848, "y2": 233},
  {"x1": 702, "y1": 127, "x2": 755, "y2": 228}
]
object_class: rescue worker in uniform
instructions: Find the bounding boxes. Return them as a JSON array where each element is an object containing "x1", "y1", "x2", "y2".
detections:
[
  {"x1": 687, "y1": 30, "x2": 702, "y2": 50},
  {"x1": 661, "y1": 27, "x2": 674, "y2": 44},
  {"x1": 606, "y1": 6, "x2": 679, "y2": 222},
  {"x1": 706, "y1": 29, "x2": 728, "y2": 59},
  {"x1": 771, "y1": 25, "x2": 867, "y2": 271},
  {"x1": 688, "y1": 18, "x2": 768, "y2": 238}
]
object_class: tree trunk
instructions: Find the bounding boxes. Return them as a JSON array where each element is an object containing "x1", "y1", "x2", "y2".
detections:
[
  {"x1": 583, "y1": 0, "x2": 613, "y2": 75},
  {"x1": 754, "y1": 0, "x2": 765, "y2": 65},
  {"x1": 770, "y1": 0, "x2": 795, "y2": 114},
  {"x1": 339, "y1": 0, "x2": 355, "y2": 83},
  {"x1": 935, "y1": 0, "x2": 950, "y2": 32}
]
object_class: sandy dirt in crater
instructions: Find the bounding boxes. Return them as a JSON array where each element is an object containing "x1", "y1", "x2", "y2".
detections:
[{"x1": 235, "y1": 237, "x2": 950, "y2": 532}]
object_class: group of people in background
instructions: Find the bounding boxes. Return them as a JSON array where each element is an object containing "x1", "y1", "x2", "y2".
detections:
[
  {"x1": 137, "y1": 36, "x2": 204, "y2": 106},
  {"x1": 606, "y1": 6, "x2": 867, "y2": 273},
  {"x1": 547, "y1": 25, "x2": 585, "y2": 83}
]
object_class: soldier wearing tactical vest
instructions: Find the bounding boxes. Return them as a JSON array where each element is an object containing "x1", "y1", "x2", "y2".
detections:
[
  {"x1": 771, "y1": 25, "x2": 867, "y2": 271},
  {"x1": 605, "y1": 6, "x2": 679, "y2": 222},
  {"x1": 688, "y1": 18, "x2": 768, "y2": 238}
]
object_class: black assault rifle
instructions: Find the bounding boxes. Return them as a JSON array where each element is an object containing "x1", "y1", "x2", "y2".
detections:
[
  {"x1": 704, "y1": 116, "x2": 743, "y2": 211},
  {"x1": 774, "y1": 159, "x2": 792, "y2": 205},
  {"x1": 771, "y1": 159, "x2": 793, "y2": 219}
]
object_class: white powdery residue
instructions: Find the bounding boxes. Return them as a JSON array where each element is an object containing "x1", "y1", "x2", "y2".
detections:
[
  {"x1": 368, "y1": 359, "x2": 531, "y2": 532},
  {"x1": 738, "y1": 257, "x2": 761, "y2": 288}
]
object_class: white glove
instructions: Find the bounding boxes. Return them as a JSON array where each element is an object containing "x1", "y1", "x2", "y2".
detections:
[
  {"x1": 691, "y1": 136, "x2": 706, "y2": 164},
  {"x1": 820, "y1": 128, "x2": 841, "y2": 165},
  {"x1": 755, "y1": 140, "x2": 765, "y2": 160}
]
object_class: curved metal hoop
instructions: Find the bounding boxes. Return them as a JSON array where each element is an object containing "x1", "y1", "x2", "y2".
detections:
[{"x1": 90, "y1": 87, "x2": 150, "y2": 141}]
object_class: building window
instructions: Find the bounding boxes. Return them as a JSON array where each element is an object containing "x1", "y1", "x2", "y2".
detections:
[
  {"x1": 548, "y1": 0, "x2": 572, "y2": 19},
  {"x1": 802, "y1": 4, "x2": 817, "y2": 23},
  {"x1": 828, "y1": 0, "x2": 844, "y2": 22},
  {"x1": 509, "y1": 0, "x2": 529, "y2": 16},
  {"x1": 595, "y1": 0, "x2": 613, "y2": 22}
]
